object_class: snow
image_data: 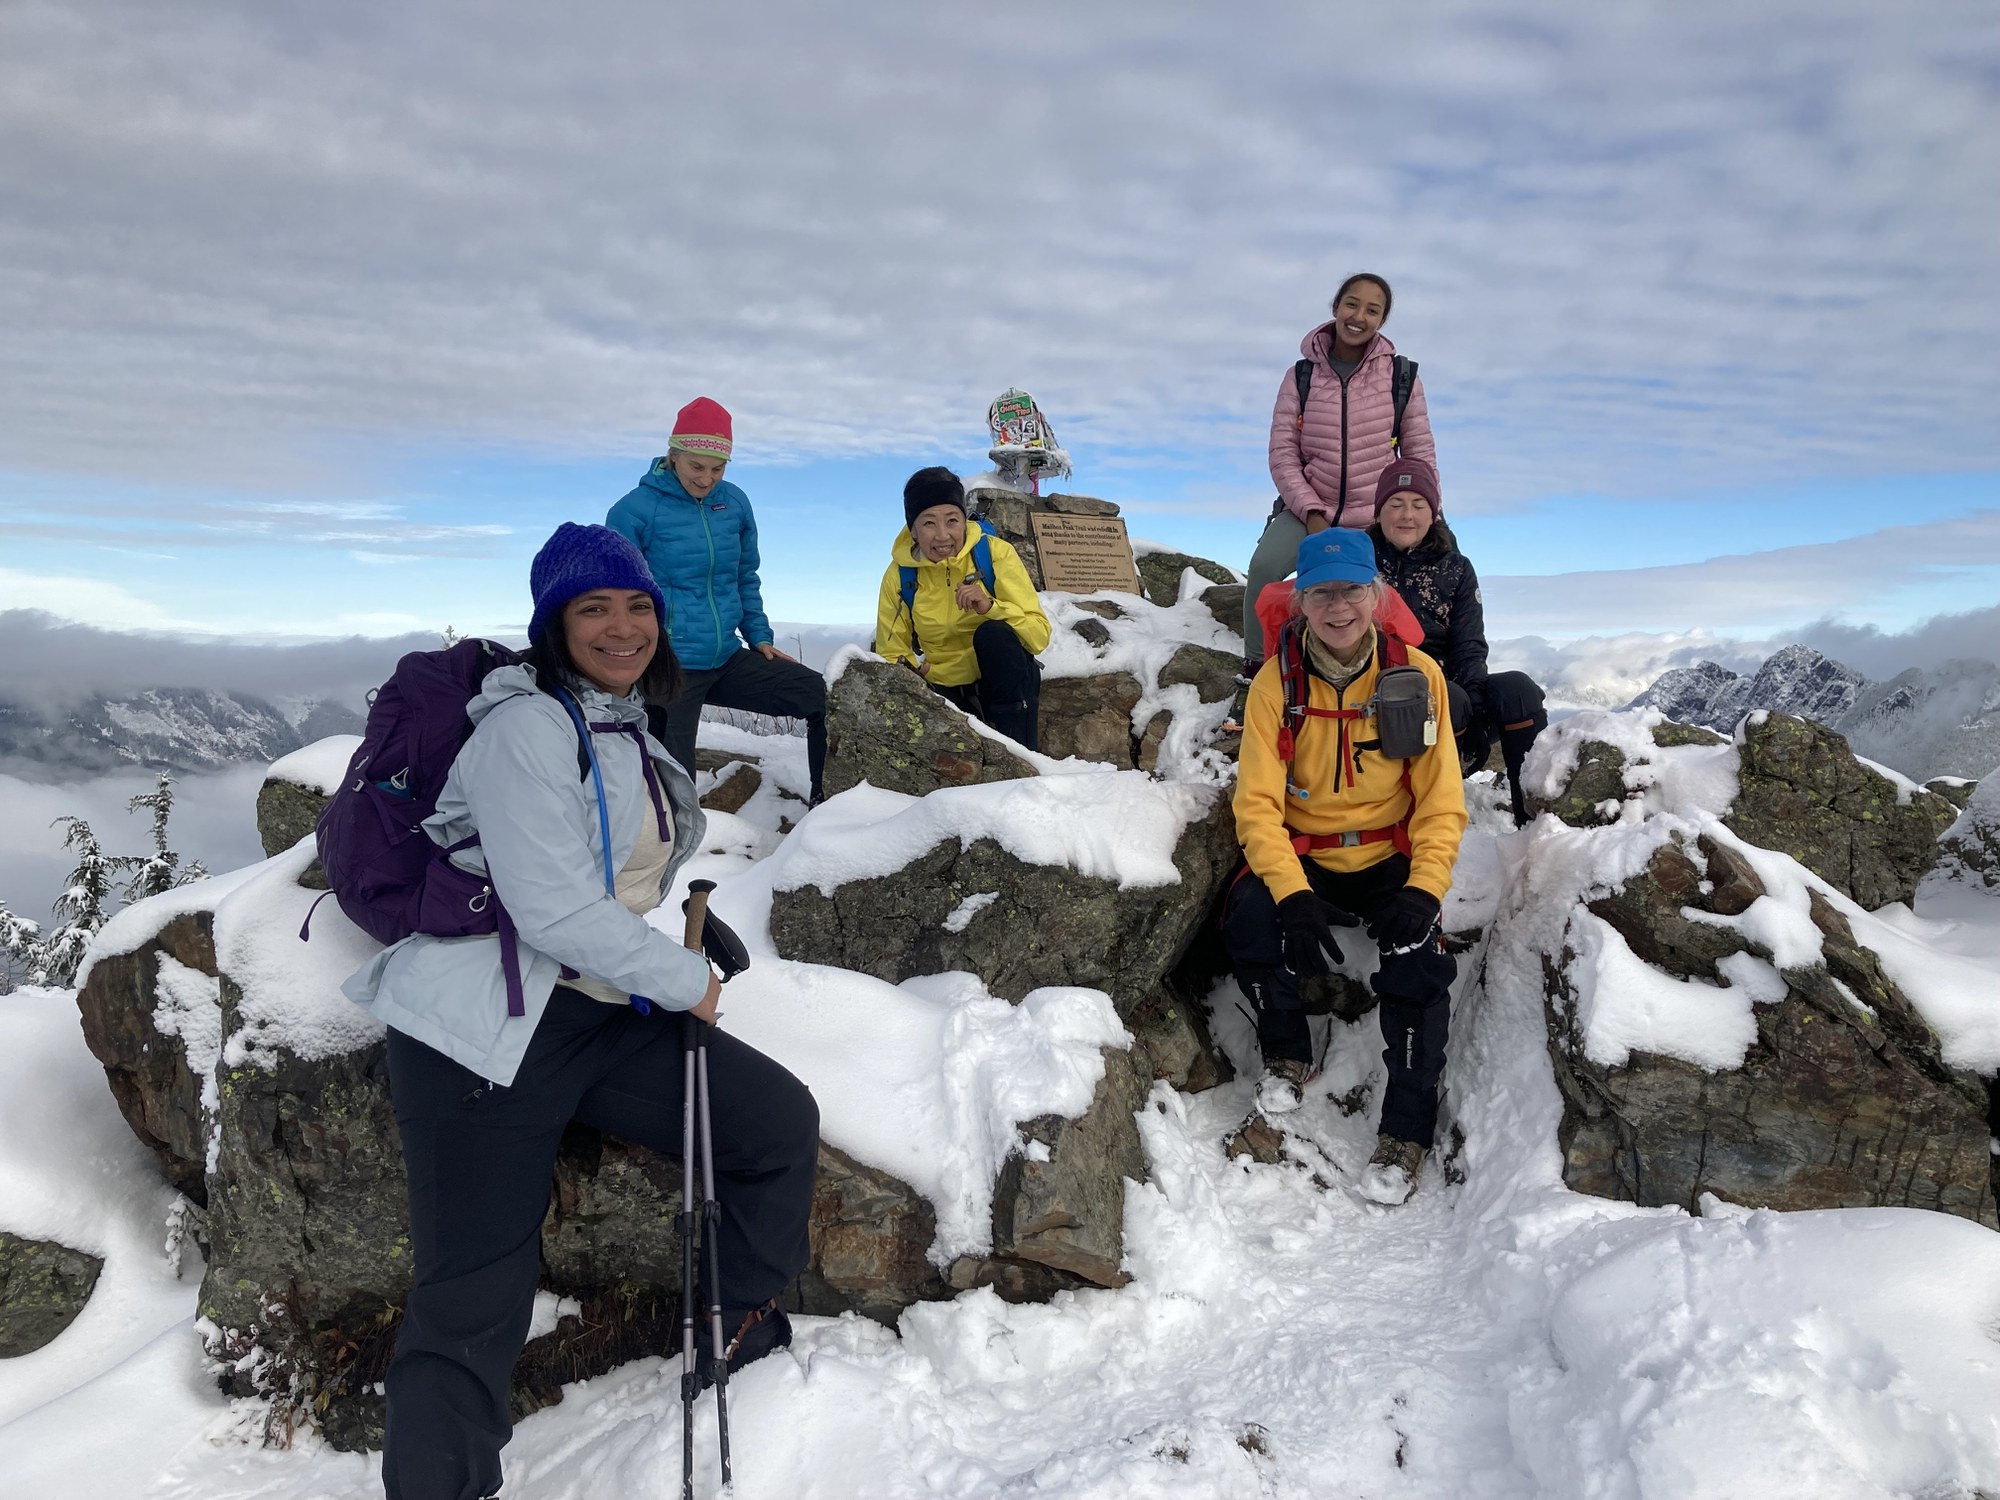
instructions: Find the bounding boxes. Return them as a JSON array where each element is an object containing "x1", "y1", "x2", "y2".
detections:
[
  {"x1": 212, "y1": 841, "x2": 385, "y2": 1066},
  {"x1": 262, "y1": 736, "x2": 361, "y2": 794},
  {"x1": 75, "y1": 860, "x2": 264, "y2": 989},
  {"x1": 942, "y1": 890, "x2": 998, "y2": 932},
  {"x1": 769, "y1": 775, "x2": 1219, "y2": 895},
  {"x1": 7, "y1": 706, "x2": 2000, "y2": 1499}
]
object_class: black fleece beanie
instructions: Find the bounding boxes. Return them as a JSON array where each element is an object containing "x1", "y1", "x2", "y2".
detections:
[{"x1": 903, "y1": 466, "x2": 967, "y2": 529}]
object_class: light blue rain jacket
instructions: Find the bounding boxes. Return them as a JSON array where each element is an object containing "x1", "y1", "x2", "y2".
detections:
[{"x1": 342, "y1": 664, "x2": 712, "y2": 1085}]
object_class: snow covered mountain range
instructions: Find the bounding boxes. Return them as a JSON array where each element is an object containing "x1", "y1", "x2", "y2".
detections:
[
  {"x1": 1625, "y1": 643, "x2": 2000, "y2": 781},
  {"x1": 0, "y1": 689, "x2": 364, "y2": 782}
]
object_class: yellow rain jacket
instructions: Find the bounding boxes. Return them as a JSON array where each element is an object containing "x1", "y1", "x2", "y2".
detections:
[
  {"x1": 873, "y1": 523, "x2": 1052, "y2": 688},
  {"x1": 1234, "y1": 631, "x2": 1468, "y2": 903}
]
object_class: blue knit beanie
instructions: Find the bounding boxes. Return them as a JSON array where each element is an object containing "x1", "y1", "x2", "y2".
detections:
[
  {"x1": 1295, "y1": 528, "x2": 1379, "y2": 590},
  {"x1": 527, "y1": 523, "x2": 668, "y2": 643}
]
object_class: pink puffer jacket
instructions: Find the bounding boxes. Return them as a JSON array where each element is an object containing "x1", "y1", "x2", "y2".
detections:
[{"x1": 1267, "y1": 324, "x2": 1436, "y2": 529}]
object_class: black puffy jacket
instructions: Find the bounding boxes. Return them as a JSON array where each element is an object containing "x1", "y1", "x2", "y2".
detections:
[{"x1": 1370, "y1": 521, "x2": 1488, "y2": 703}]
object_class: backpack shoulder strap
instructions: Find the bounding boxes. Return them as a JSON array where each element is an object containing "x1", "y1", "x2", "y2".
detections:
[
  {"x1": 1293, "y1": 358, "x2": 1313, "y2": 432},
  {"x1": 969, "y1": 523, "x2": 996, "y2": 592},
  {"x1": 1390, "y1": 356, "x2": 1419, "y2": 452},
  {"x1": 1380, "y1": 631, "x2": 1409, "y2": 670},
  {"x1": 1273, "y1": 616, "x2": 1312, "y2": 762}
]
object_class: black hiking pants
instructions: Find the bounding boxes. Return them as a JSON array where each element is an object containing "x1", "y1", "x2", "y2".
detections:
[
  {"x1": 381, "y1": 987, "x2": 819, "y2": 1500},
  {"x1": 1447, "y1": 671, "x2": 1547, "y2": 821},
  {"x1": 928, "y1": 619, "x2": 1043, "y2": 752},
  {"x1": 657, "y1": 646, "x2": 828, "y2": 802},
  {"x1": 1222, "y1": 852, "x2": 1457, "y2": 1148}
]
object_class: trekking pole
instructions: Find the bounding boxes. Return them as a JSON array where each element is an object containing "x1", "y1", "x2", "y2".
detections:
[
  {"x1": 680, "y1": 879, "x2": 732, "y2": 1492},
  {"x1": 677, "y1": 1008, "x2": 700, "y2": 1500}
]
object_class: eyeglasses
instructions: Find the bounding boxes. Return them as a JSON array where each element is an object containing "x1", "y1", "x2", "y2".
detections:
[{"x1": 1300, "y1": 582, "x2": 1372, "y2": 610}]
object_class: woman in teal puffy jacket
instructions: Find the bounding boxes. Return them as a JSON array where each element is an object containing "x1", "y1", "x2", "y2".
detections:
[{"x1": 607, "y1": 397, "x2": 827, "y2": 802}]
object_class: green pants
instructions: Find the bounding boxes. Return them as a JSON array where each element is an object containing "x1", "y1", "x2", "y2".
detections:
[{"x1": 1243, "y1": 506, "x2": 1308, "y2": 660}]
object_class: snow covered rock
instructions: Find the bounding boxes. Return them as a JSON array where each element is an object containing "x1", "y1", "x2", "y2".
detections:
[
  {"x1": 1135, "y1": 549, "x2": 1235, "y2": 610},
  {"x1": 986, "y1": 1046, "x2": 1150, "y2": 1286},
  {"x1": 0, "y1": 1229, "x2": 102, "y2": 1358},
  {"x1": 1513, "y1": 710, "x2": 1997, "y2": 1226},
  {"x1": 1727, "y1": 711, "x2": 1957, "y2": 909},
  {"x1": 69, "y1": 845, "x2": 959, "y2": 1449},
  {"x1": 1530, "y1": 712, "x2": 1955, "y2": 908},
  {"x1": 768, "y1": 777, "x2": 1236, "y2": 1025},
  {"x1": 822, "y1": 657, "x2": 1039, "y2": 799},
  {"x1": 254, "y1": 735, "x2": 357, "y2": 860},
  {"x1": 1930, "y1": 771, "x2": 2000, "y2": 894},
  {"x1": 74, "y1": 909, "x2": 218, "y2": 1202}
]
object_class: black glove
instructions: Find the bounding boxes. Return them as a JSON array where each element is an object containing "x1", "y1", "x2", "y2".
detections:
[
  {"x1": 682, "y1": 901, "x2": 752, "y2": 981},
  {"x1": 1367, "y1": 887, "x2": 1441, "y2": 952},
  {"x1": 1276, "y1": 890, "x2": 1361, "y2": 977}
]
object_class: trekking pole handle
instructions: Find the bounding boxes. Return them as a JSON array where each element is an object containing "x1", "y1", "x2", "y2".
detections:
[{"x1": 682, "y1": 878, "x2": 717, "y2": 952}]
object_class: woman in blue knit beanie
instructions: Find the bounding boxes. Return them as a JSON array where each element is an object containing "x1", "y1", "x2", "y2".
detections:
[{"x1": 352, "y1": 522, "x2": 819, "y2": 1500}]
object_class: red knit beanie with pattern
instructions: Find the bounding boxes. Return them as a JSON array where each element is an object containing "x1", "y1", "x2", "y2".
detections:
[{"x1": 669, "y1": 397, "x2": 733, "y2": 459}]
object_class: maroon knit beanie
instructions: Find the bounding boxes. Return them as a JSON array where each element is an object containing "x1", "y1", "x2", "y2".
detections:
[{"x1": 1374, "y1": 456, "x2": 1442, "y2": 517}]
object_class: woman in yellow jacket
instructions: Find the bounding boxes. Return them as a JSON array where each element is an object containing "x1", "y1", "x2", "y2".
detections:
[
  {"x1": 873, "y1": 467, "x2": 1053, "y2": 749},
  {"x1": 1227, "y1": 527, "x2": 1467, "y2": 1205}
]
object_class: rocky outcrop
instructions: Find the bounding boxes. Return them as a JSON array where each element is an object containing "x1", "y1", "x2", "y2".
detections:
[
  {"x1": 988, "y1": 1047, "x2": 1150, "y2": 1286},
  {"x1": 1528, "y1": 713, "x2": 1994, "y2": 1226},
  {"x1": 769, "y1": 788, "x2": 1237, "y2": 1021},
  {"x1": 255, "y1": 778, "x2": 331, "y2": 859},
  {"x1": 1726, "y1": 712, "x2": 1956, "y2": 908},
  {"x1": 73, "y1": 864, "x2": 957, "y2": 1449},
  {"x1": 1525, "y1": 713, "x2": 1954, "y2": 908},
  {"x1": 822, "y1": 658, "x2": 1039, "y2": 798},
  {"x1": 1038, "y1": 673, "x2": 1142, "y2": 767},
  {"x1": 0, "y1": 1230, "x2": 103, "y2": 1357},
  {"x1": 75, "y1": 910, "x2": 218, "y2": 1202},
  {"x1": 1137, "y1": 551, "x2": 1235, "y2": 610},
  {"x1": 1930, "y1": 773, "x2": 2000, "y2": 894},
  {"x1": 1157, "y1": 643, "x2": 1241, "y2": 705}
]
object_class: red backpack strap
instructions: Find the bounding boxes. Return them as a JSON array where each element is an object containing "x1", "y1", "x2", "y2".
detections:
[{"x1": 1273, "y1": 615, "x2": 1313, "y2": 762}]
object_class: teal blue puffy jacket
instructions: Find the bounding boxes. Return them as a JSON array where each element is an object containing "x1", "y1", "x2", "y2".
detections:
[{"x1": 605, "y1": 460, "x2": 774, "y2": 671}]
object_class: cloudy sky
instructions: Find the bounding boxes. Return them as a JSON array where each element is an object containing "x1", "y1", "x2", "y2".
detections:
[{"x1": 2, "y1": 0, "x2": 1996, "y2": 643}]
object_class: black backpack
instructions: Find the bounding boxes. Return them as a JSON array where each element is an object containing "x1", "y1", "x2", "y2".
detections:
[{"x1": 1293, "y1": 354, "x2": 1419, "y2": 452}]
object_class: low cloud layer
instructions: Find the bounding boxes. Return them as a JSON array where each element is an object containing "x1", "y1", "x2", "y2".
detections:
[
  {"x1": 1484, "y1": 510, "x2": 2000, "y2": 637},
  {"x1": 0, "y1": 610, "x2": 432, "y2": 714}
]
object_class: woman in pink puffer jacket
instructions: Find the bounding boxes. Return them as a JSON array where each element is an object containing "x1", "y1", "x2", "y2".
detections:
[{"x1": 1242, "y1": 273, "x2": 1437, "y2": 666}]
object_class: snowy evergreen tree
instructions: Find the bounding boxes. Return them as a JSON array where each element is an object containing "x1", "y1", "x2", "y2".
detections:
[
  {"x1": 116, "y1": 773, "x2": 209, "y2": 903},
  {"x1": 0, "y1": 899, "x2": 43, "y2": 992},
  {"x1": 39, "y1": 815, "x2": 117, "y2": 986}
]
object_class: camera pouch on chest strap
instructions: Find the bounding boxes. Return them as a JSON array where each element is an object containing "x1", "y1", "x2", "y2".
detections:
[{"x1": 1372, "y1": 665, "x2": 1435, "y2": 760}]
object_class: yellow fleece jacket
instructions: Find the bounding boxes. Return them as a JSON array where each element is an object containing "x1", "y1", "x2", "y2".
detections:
[
  {"x1": 1233, "y1": 638, "x2": 1468, "y2": 902},
  {"x1": 873, "y1": 524, "x2": 1052, "y2": 688}
]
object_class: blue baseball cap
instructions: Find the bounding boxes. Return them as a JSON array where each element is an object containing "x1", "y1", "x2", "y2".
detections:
[{"x1": 1295, "y1": 528, "x2": 1379, "y2": 590}]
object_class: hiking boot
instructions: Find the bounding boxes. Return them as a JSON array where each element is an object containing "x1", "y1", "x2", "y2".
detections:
[
  {"x1": 1237, "y1": 655, "x2": 1263, "y2": 686},
  {"x1": 1357, "y1": 1134, "x2": 1426, "y2": 1205},
  {"x1": 1255, "y1": 1058, "x2": 1313, "y2": 1116},
  {"x1": 696, "y1": 1299, "x2": 793, "y2": 1389}
]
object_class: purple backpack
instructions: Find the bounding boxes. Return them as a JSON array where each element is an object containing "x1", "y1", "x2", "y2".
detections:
[{"x1": 312, "y1": 638, "x2": 537, "y2": 1013}]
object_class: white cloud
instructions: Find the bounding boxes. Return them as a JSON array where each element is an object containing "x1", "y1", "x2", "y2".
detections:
[{"x1": 0, "y1": 0, "x2": 1994, "y2": 515}]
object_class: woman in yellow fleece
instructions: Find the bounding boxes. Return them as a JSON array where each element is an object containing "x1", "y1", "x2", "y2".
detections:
[
  {"x1": 874, "y1": 467, "x2": 1052, "y2": 750},
  {"x1": 1227, "y1": 526, "x2": 1467, "y2": 1205}
]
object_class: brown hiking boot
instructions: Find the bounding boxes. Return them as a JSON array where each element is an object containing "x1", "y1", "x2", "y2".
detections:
[
  {"x1": 1255, "y1": 1057, "x2": 1313, "y2": 1116},
  {"x1": 1357, "y1": 1134, "x2": 1426, "y2": 1205}
]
